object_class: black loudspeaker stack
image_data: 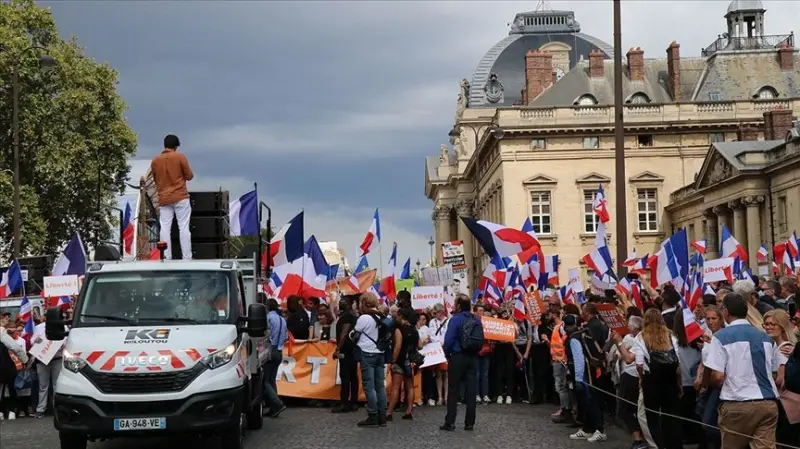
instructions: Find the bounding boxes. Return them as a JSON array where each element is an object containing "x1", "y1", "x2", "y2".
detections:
[{"x1": 170, "y1": 191, "x2": 231, "y2": 260}]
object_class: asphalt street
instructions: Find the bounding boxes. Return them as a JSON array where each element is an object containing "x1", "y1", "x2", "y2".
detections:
[{"x1": 0, "y1": 403, "x2": 629, "y2": 449}]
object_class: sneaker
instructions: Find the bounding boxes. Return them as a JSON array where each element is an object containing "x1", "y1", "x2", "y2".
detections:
[
  {"x1": 357, "y1": 414, "x2": 379, "y2": 428},
  {"x1": 587, "y1": 430, "x2": 607, "y2": 442},
  {"x1": 35, "y1": 413, "x2": 44, "y2": 419},
  {"x1": 496, "y1": 396, "x2": 504, "y2": 404},
  {"x1": 551, "y1": 408, "x2": 563, "y2": 417},
  {"x1": 266, "y1": 404, "x2": 287, "y2": 418},
  {"x1": 427, "y1": 399, "x2": 436, "y2": 407},
  {"x1": 569, "y1": 429, "x2": 591, "y2": 440},
  {"x1": 505, "y1": 396, "x2": 512, "y2": 405},
  {"x1": 476, "y1": 395, "x2": 482, "y2": 404},
  {"x1": 482, "y1": 395, "x2": 490, "y2": 404},
  {"x1": 7, "y1": 412, "x2": 15, "y2": 420},
  {"x1": 415, "y1": 400, "x2": 423, "y2": 406}
]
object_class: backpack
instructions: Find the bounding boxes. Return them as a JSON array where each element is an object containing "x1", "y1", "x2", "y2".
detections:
[
  {"x1": 577, "y1": 330, "x2": 606, "y2": 371},
  {"x1": 459, "y1": 314, "x2": 485, "y2": 353},
  {"x1": 359, "y1": 313, "x2": 391, "y2": 353},
  {"x1": 647, "y1": 347, "x2": 680, "y2": 380},
  {"x1": 0, "y1": 341, "x2": 21, "y2": 385}
]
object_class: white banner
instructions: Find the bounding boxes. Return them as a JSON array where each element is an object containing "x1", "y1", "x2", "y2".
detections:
[
  {"x1": 703, "y1": 257, "x2": 735, "y2": 283},
  {"x1": 419, "y1": 341, "x2": 447, "y2": 368},
  {"x1": 567, "y1": 267, "x2": 583, "y2": 296},
  {"x1": 411, "y1": 286, "x2": 444, "y2": 310},
  {"x1": 422, "y1": 266, "x2": 453, "y2": 287},
  {"x1": 30, "y1": 338, "x2": 65, "y2": 366},
  {"x1": 43, "y1": 275, "x2": 80, "y2": 298}
]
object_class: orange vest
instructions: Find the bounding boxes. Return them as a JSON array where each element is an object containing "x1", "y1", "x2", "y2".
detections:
[{"x1": 550, "y1": 322, "x2": 566, "y2": 362}]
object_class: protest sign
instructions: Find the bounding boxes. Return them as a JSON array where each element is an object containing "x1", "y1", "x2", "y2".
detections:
[
  {"x1": 411, "y1": 286, "x2": 444, "y2": 310},
  {"x1": 525, "y1": 291, "x2": 546, "y2": 325},
  {"x1": 480, "y1": 316, "x2": 516, "y2": 342},
  {"x1": 441, "y1": 241, "x2": 466, "y2": 268},
  {"x1": 419, "y1": 342, "x2": 447, "y2": 368},
  {"x1": 596, "y1": 303, "x2": 629, "y2": 336},
  {"x1": 30, "y1": 338, "x2": 66, "y2": 365},
  {"x1": 703, "y1": 257, "x2": 734, "y2": 283},
  {"x1": 43, "y1": 275, "x2": 80, "y2": 298}
]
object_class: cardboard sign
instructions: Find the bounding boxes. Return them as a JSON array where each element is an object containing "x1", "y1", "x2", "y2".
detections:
[
  {"x1": 441, "y1": 241, "x2": 466, "y2": 268},
  {"x1": 703, "y1": 257, "x2": 734, "y2": 283},
  {"x1": 525, "y1": 291, "x2": 546, "y2": 326},
  {"x1": 567, "y1": 267, "x2": 583, "y2": 298},
  {"x1": 276, "y1": 341, "x2": 421, "y2": 401},
  {"x1": 43, "y1": 275, "x2": 80, "y2": 298},
  {"x1": 480, "y1": 316, "x2": 516, "y2": 342},
  {"x1": 596, "y1": 303, "x2": 629, "y2": 336},
  {"x1": 411, "y1": 286, "x2": 444, "y2": 310},
  {"x1": 422, "y1": 266, "x2": 454, "y2": 287},
  {"x1": 30, "y1": 338, "x2": 66, "y2": 365},
  {"x1": 418, "y1": 341, "x2": 448, "y2": 368}
]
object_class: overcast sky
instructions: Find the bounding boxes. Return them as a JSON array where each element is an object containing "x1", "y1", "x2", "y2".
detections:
[{"x1": 44, "y1": 0, "x2": 798, "y2": 267}]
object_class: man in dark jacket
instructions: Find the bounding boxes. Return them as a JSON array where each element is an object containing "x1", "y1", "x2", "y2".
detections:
[{"x1": 440, "y1": 295, "x2": 482, "y2": 432}]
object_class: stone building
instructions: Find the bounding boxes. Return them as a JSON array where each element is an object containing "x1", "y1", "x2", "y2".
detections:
[{"x1": 424, "y1": 1, "x2": 798, "y2": 288}]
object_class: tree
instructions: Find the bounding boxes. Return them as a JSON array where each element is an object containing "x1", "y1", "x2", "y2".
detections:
[
  {"x1": 229, "y1": 227, "x2": 274, "y2": 258},
  {"x1": 0, "y1": 0, "x2": 137, "y2": 259}
]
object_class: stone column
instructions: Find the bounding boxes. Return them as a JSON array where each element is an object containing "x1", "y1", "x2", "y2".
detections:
[
  {"x1": 456, "y1": 200, "x2": 475, "y2": 289},
  {"x1": 434, "y1": 205, "x2": 452, "y2": 265},
  {"x1": 729, "y1": 199, "x2": 747, "y2": 253},
  {"x1": 744, "y1": 195, "x2": 765, "y2": 266},
  {"x1": 713, "y1": 204, "x2": 730, "y2": 246},
  {"x1": 704, "y1": 209, "x2": 719, "y2": 259}
]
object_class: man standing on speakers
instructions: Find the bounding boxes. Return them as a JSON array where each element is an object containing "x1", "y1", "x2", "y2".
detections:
[{"x1": 151, "y1": 134, "x2": 194, "y2": 260}]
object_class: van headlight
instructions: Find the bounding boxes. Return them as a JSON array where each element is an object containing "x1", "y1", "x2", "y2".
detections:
[
  {"x1": 201, "y1": 343, "x2": 236, "y2": 370},
  {"x1": 62, "y1": 350, "x2": 87, "y2": 373}
]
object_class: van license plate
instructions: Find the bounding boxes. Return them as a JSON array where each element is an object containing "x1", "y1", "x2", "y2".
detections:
[{"x1": 114, "y1": 417, "x2": 166, "y2": 431}]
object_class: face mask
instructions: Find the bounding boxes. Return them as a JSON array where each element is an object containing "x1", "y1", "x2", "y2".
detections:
[{"x1": 758, "y1": 291, "x2": 765, "y2": 298}]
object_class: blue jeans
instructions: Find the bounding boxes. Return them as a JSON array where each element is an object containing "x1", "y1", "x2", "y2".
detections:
[
  {"x1": 701, "y1": 387, "x2": 721, "y2": 449},
  {"x1": 359, "y1": 352, "x2": 387, "y2": 416},
  {"x1": 477, "y1": 356, "x2": 490, "y2": 398}
]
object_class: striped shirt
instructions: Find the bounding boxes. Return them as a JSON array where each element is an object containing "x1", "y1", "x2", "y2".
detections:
[{"x1": 704, "y1": 319, "x2": 779, "y2": 401}]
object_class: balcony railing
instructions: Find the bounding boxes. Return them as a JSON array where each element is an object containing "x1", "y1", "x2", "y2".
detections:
[{"x1": 701, "y1": 33, "x2": 794, "y2": 57}]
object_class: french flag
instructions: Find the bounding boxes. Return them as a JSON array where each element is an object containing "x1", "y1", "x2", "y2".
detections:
[
  {"x1": 788, "y1": 232, "x2": 800, "y2": 260},
  {"x1": 623, "y1": 248, "x2": 639, "y2": 267},
  {"x1": 400, "y1": 258, "x2": 411, "y2": 280},
  {"x1": 629, "y1": 254, "x2": 649, "y2": 274},
  {"x1": 630, "y1": 280, "x2": 644, "y2": 310},
  {"x1": 229, "y1": 190, "x2": 259, "y2": 237},
  {"x1": 478, "y1": 253, "x2": 505, "y2": 292},
  {"x1": 582, "y1": 223, "x2": 613, "y2": 276},
  {"x1": 52, "y1": 233, "x2": 87, "y2": 277},
  {"x1": 380, "y1": 242, "x2": 398, "y2": 300},
  {"x1": 122, "y1": 202, "x2": 135, "y2": 258},
  {"x1": 327, "y1": 264, "x2": 340, "y2": 282},
  {"x1": 593, "y1": 184, "x2": 611, "y2": 224},
  {"x1": 720, "y1": 225, "x2": 747, "y2": 261},
  {"x1": 274, "y1": 236, "x2": 330, "y2": 299},
  {"x1": 682, "y1": 307, "x2": 704, "y2": 343},
  {"x1": 353, "y1": 256, "x2": 369, "y2": 274},
  {"x1": 756, "y1": 244, "x2": 769, "y2": 263},
  {"x1": 540, "y1": 254, "x2": 560, "y2": 285},
  {"x1": 359, "y1": 208, "x2": 381, "y2": 257},
  {"x1": 648, "y1": 243, "x2": 680, "y2": 288},
  {"x1": 513, "y1": 296, "x2": 527, "y2": 321},
  {"x1": 703, "y1": 284, "x2": 716, "y2": 296},
  {"x1": 265, "y1": 271, "x2": 283, "y2": 297},
  {"x1": 53, "y1": 296, "x2": 73, "y2": 309},
  {"x1": 691, "y1": 239, "x2": 707, "y2": 255},
  {"x1": 462, "y1": 217, "x2": 539, "y2": 259},
  {"x1": 518, "y1": 218, "x2": 544, "y2": 266},
  {"x1": 19, "y1": 296, "x2": 34, "y2": 336},
  {"x1": 686, "y1": 271, "x2": 703, "y2": 311},
  {"x1": 0, "y1": 260, "x2": 24, "y2": 299},
  {"x1": 264, "y1": 212, "x2": 304, "y2": 269},
  {"x1": 559, "y1": 285, "x2": 574, "y2": 305}
]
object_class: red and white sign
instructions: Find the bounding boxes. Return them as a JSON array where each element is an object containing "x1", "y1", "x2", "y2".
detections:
[
  {"x1": 411, "y1": 286, "x2": 444, "y2": 310},
  {"x1": 43, "y1": 275, "x2": 80, "y2": 298},
  {"x1": 703, "y1": 257, "x2": 735, "y2": 283}
]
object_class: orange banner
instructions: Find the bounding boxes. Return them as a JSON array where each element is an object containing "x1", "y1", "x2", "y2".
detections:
[
  {"x1": 325, "y1": 269, "x2": 378, "y2": 295},
  {"x1": 276, "y1": 341, "x2": 422, "y2": 401},
  {"x1": 525, "y1": 291, "x2": 546, "y2": 326},
  {"x1": 480, "y1": 316, "x2": 516, "y2": 342}
]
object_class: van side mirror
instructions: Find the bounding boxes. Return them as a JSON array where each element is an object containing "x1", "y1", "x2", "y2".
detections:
[
  {"x1": 245, "y1": 303, "x2": 267, "y2": 338},
  {"x1": 44, "y1": 307, "x2": 68, "y2": 341}
]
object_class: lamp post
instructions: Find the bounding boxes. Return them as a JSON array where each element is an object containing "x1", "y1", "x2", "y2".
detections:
[
  {"x1": 428, "y1": 236, "x2": 435, "y2": 266},
  {"x1": 8, "y1": 45, "x2": 56, "y2": 259},
  {"x1": 612, "y1": 0, "x2": 629, "y2": 275}
]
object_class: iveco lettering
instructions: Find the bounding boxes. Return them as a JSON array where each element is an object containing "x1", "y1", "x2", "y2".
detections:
[{"x1": 118, "y1": 355, "x2": 171, "y2": 367}]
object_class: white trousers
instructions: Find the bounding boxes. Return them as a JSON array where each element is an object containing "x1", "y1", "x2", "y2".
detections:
[
  {"x1": 159, "y1": 199, "x2": 192, "y2": 260},
  {"x1": 637, "y1": 389, "x2": 657, "y2": 448}
]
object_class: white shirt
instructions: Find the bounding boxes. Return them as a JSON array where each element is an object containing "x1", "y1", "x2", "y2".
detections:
[
  {"x1": 621, "y1": 334, "x2": 643, "y2": 377},
  {"x1": 417, "y1": 325, "x2": 430, "y2": 345},
  {"x1": 354, "y1": 314, "x2": 381, "y2": 354},
  {"x1": 704, "y1": 319, "x2": 780, "y2": 401},
  {"x1": 429, "y1": 317, "x2": 448, "y2": 345}
]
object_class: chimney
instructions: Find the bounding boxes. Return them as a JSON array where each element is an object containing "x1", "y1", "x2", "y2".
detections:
[
  {"x1": 666, "y1": 41, "x2": 681, "y2": 102},
  {"x1": 588, "y1": 49, "x2": 605, "y2": 78},
  {"x1": 778, "y1": 43, "x2": 794, "y2": 71},
  {"x1": 524, "y1": 50, "x2": 554, "y2": 104},
  {"x1": 736, "y1": 125, "x2": 760, "y2": 141},
  {"x1": 764, "y1": 109, "x2": 795, "y2": 140},
  {"x1": 626, "y1": 47, "x2": 644, "y2": 81}
]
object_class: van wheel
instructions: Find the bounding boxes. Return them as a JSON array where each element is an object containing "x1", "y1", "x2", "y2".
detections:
[
  {"x1": 246, "y1": 399, "x2": 263, "y2": 430},
  {"x1": 59, "y1": 432, "x2": 87, "y2": 449},
  {"x1": 220, "y1": 412, "x2": 245, "y2": 449}
]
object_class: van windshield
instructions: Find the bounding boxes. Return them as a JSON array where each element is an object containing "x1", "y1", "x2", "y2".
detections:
[{"x1": 76, "y1": 271, "x2": 233, "y2": 327}]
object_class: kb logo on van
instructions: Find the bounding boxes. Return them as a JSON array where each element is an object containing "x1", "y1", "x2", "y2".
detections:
[
  {"x1": 124, "y1": 329, "x2": 170, "y2": 345},
  {"x1": 119, "y1": 355, "x2": 171, "y2": 367}
]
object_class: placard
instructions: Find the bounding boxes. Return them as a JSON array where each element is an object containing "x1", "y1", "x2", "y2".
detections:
[
  {"x1": 30, "y1": 338, "x2": 66, "y2": 365},
  {"x1": 525, "y1": 291, "x2": 546, "y2": 326},
  {"x1": 567, "y1": 267, "x2": 583, "y2": 298},
  {"x1": 703, "y1": 257, "x2": 734, "y2": 283},
  {"x1": 441, "y1": 241, "x2": 466, "y2": 268},
  {"x1": 395, "y1": 279, "x2": 414, "y2": 294},
  {"x1": 411, "y1": 286, "x2": 444, "y2": 310},
  {"x1": 758, "y1": 265, "x2": 769, "y2": 276},
  {"x1": 418, "y1": 341, "x2": 447, "y2": 368},
  {"x1": 452, "y1": 267, "x2": 470, "y2": 296},
  {"x1": 596, "y1": 303, "x2": 629, "y2": 336},
  {"x1": 479, "y1": 316, "x2": 516, "y2": 342},
  {"x1": 43, "y1": 275, "x2": 80, "y2": 298},
  {"x1": 422, "y1": 266, "x2": 454, "y2": 287}
]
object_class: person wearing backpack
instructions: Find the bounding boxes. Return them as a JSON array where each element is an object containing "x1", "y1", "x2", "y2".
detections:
[
  {"x1": 439, "y1": 295, "x2": 484, "y2": 432},
  {"x1": 353, "y1": 293, "x2": 389, "y2": 428}
]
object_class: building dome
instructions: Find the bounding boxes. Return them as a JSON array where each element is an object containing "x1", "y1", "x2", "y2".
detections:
[
  {"x1": 727, "y1": 0, "x2": 765, "y2": 14},
  {"x1": 468, "y1": 9, "x2": 613, "y2": 107}
]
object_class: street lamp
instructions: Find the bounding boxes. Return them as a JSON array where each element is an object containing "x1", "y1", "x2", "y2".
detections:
[
  {"x1": 428, "y1": 236, "x2": 435, "y2": 266},
  {"x1": 6, "y1": 44, "x2": 57, "y2": 259}
]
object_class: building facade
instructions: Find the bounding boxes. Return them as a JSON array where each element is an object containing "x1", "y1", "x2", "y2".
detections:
[{"x1": 424, "y1": 1, "x2": 798, "y2": 287}]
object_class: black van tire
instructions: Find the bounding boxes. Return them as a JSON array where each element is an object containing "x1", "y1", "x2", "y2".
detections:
[
  {"x1": 246, "y1": 399, "x2": 263, "y2": 430},
  {"x1": 59, "y1": 432, "x2": 87, "y2": 449},
  {"x1": 220, "y1": 412, "x2": 245, "y2": 449}
]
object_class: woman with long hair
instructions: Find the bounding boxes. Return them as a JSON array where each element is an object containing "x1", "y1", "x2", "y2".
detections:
[
  {"x1": 386, "y1": 308, "x2": 418, "y2": 421},
  {"x1": 636, "y1": 308, "x2": 683, "y2": 449},
  {"x1": 764, "y1": 309, "x2": 800, "y2": 447}
]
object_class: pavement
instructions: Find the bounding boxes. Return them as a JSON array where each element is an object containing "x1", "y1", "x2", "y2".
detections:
[{"x1": 0, "y1": 403, "x2": 630, "y2": 449}]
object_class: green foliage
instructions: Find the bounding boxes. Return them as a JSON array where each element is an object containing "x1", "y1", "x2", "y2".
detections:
[
  {"x1": 229, "y1": 228, "x2": 274, "y2": 257},
  {"x1": 0, "y1": 0, "x2": 138, "y2": 258}
]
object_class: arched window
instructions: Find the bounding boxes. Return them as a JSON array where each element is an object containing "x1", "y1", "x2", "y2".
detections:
[
  {"x1": 576, "y1": 94, "x2": 598, "y2": 106},
  {"x1": 756, "y1": 86, "x2": 778, "y2": 100},
  {"x1": 629, "y1": 93, "x2": 650, "y2": 104}
]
